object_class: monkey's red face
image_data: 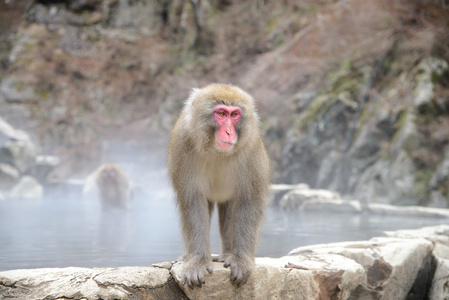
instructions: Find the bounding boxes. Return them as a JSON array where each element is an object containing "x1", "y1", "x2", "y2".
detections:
[
  {"x1": 100, "y1": 167, "x2": 117, "y2": 184},
  {"x1": 213, "y1": 105, "x2": 241, "y2": 150}
]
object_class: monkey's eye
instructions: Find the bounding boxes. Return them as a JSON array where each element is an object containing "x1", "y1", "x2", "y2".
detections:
[
  {"x1": 218, "y1": 111, "x2": 225, "y2": 117},
  {"x1": 231, "y1": 112, "x2": 238, "y2": 117}
]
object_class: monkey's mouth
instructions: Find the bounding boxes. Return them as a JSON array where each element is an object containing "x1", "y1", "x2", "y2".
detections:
[
  {"x1": 216, "y1": 139, "x2": 236, "y2": 150},
  {"x1": 217, "y1": 140, "x2": 234, "y2": 145}
]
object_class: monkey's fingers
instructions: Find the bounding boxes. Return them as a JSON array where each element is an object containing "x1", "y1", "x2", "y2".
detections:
[
  {"x1": 182, "y1": 275, "x2": 200, "y2": 289},
  {"x1": 181, "y1": 276, "x2": 188, "y2": 288},
  {"x1": 184, "y1": 269, "x2": 206, "y2": 289},
  {"x1": 230, "y1": 267, "x2": 241, "y2": 283},
  {"x1": 223, "y1": 255, "x2": 252, "y2": 287},
  {"x1": 207, "y1": 265, "x2": 214, "y2": 274},
  {"x1": 198, "y1": 272, "x2": 206, "y2": 286},
  {"x1": 231, "y1": 265, "x2": 250, "y2": 287},
  {"x1": 187, "y1": 278, "x2": 195, "y2": 290}
]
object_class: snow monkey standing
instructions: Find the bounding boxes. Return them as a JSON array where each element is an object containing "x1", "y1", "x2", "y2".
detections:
[{"x1": 167, "y1": 83, "x2": 270, "y2": 288}]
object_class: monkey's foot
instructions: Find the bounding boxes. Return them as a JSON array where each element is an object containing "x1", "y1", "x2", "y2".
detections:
[
  {"x1": 181, "y1": 255, "x2": 213, "y2": 289},
  {"x1": 223, "y1": 255, "x2": 253, "y2": 287}
]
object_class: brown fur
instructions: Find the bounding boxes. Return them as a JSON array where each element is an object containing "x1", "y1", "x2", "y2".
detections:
[
  {"x1": 167, "y1": 83, "x2": 270, "y2": 288},
  {"x1": 93, "y1": 163, "x2": 132, "y2": 210}
]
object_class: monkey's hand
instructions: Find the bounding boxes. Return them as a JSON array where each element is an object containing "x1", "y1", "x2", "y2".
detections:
[
  {"x1": 181, "y1": 255, "x2": 213, "y2": 289},
  {"x1": 223, "y1": 255, "x2": 253, "y2": 287}
]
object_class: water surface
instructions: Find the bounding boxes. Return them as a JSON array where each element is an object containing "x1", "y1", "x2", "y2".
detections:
[{"x1": 0, "y1": 188, "x2": 446, "y2": 271}]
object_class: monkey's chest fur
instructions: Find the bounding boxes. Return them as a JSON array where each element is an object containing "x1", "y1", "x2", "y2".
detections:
[{"x1": 200, "y1": 158, "x2": 238, "y2": 203}]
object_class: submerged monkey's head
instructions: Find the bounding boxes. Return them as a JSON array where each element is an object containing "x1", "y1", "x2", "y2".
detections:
[{"x1": 97, "y1": 163, "x2": 122, "y2": 185}]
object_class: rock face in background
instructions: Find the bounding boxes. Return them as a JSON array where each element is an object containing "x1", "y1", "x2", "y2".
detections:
[
  {"x1": 1, "y1": 225, "x2": 449, "y2": 300},
  {"x1": 0, "y1": 117, "x2": 36, "y2": 175},
  {"x1": 0, "y1": 0, "x2": 448, "y2": 206},
  {"x1": 430, "y1": 147, "x2": 449, "y2": 208},
  {"x1": 280, "y1": 55, "x2": 449, "y2": 206},
  {"x1": 0, "y1": 116, "x2": 44, "y2": 199}
]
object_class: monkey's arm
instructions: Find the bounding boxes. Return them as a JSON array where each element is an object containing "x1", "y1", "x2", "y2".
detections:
[
  {"x1": 224, "y1": 144, "x2": 269, "y2": 287},
  {"x1": 224, "y1": 190, "x2": 265, "y2": 287},
  {"x1": 177, "y1": 190, "x2": 214, "y2": 289}
]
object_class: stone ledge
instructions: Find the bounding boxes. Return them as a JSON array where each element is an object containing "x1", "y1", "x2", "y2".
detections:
[{"x1": 0, "y1": 266, "x2": 187, "y2": 300}]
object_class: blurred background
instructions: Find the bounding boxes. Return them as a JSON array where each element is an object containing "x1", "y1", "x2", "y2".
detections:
[{"x1": 0, "y1": 0, "x2": 448, "y2": 271}]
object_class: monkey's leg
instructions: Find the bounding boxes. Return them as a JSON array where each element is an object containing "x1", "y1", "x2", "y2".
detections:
[
  {"x1": 224, "y1": 196, "x2": 264, "y2": 287},
  {"x1": 215, "y1": 202, "x2": 233, "y2": 262},
  {"x1": 178, "y1": 194, "x2": 213, "y2": 289}
]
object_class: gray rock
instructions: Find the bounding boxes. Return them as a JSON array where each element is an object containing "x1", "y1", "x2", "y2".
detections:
[
  {"x1": 279, "y1": 187, "x2": 341, "y2": 210},
  {"x1": 429, "y1": 243, "x2": 449, "y2": 300},
  {"x1": 384, "y1": 225, "x2": 449, "y2": 247},
  {"x1": 413, "y1": 56, "x2": 449, "y2": 108},
  {"x1": 277, "y1": 186, "x2": 449, "y2": 218},
  {"x1": 290, "y1": 237, "x2": 434, "y2": 300},
  {"x1": 348, "y1": 110, "x2": 418, "y2": 205},
  {"x1": 106, "y1": 0, "x2": 157, "y2": 29},
  {"x1": 278, "y1": 57, "x2": 449, "y2": 206},
  {"x1": 0, "y1": 266, "x2": 187, "y2": 300},
  {"x1": 269, "y1": 183, "x2": 309, "y2": 206},
  {"x1": 384, "y1": 225, "x2": 449, "y2": 300},
  {"x1": 0, "y1": 163, "x2": 20, "y2": 190},
  {"x1": 300, "y1": 198, "x2": 362, "y2": 213},
  {"x1": 0, "y1": 117, "x2": 37, "y2": 173},
  {"x1": 368, "y1": 203, "x2": 449, "y2": 218},
  {"x1": 0, "y1": 78, "x2": 36, "y2": 103},
  {"x1": 428, "y1": 190, "x2": 448, "y2": 208},
  {"x1": 9, "y1": 176, "x2": 43, "y2": 199},
  {"x1": 429, "y1": 147, "x2": 449, "y2": 205},
  {"x1": 26, "y1": 155, "x2": 61, "y2": 184},
  {"x1": 69, "y1": 0, "x2": 103, "y2": 12}
]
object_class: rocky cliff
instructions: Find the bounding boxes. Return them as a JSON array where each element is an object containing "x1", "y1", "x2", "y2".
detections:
[{"x1": 0, "y1": 0, "x2": 448, "y2": 205}]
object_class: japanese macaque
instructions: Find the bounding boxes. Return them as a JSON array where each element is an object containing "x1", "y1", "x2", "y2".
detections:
[
  {"x1": 167, "y1": 84, "x2": 270, "y2": 288},
  {"x1": 82, "y1": 163, "x2": 132, "y2": 210}
]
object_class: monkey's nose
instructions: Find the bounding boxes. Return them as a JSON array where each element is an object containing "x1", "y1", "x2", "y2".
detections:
[{"x1": 226, "y1": 130, "x2": 230, "y2": 135}]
